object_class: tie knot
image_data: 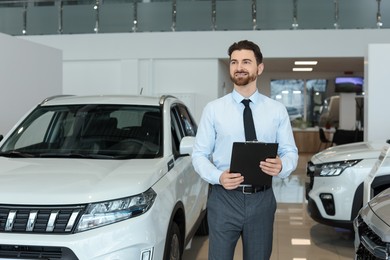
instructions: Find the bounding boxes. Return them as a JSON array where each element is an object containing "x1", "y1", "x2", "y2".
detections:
[{"x1": 242, "y1": 99, "x2": 251, "y2": 107}]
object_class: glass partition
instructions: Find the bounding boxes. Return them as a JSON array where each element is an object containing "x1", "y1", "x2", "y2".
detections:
[
  {"x1": 270, "y1": 79, "x2": 304, "y2": 125},
  {"x1": 270, "y1": 79, "x2": 327, "y2": 128},
  {"x1": 0, "y1": 0, "x2": 388, "y2": 35}
]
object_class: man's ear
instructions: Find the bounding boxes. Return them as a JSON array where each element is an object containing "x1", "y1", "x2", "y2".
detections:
[{"x1": 257, "y1": 63, "x2": 264, "y2": 76}]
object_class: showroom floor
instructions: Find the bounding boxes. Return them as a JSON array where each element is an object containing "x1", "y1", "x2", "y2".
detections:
[{"x1": 182, "y1": 153, "x2": 355, "y2": 260}]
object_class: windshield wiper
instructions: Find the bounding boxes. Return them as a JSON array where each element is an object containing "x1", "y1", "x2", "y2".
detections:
[
  {"x1": 0, "y1": 151, "x2": 35, "y2": 158},
  {"x1": 38, "y1": 152, "x2": 115, "y2": 159}
]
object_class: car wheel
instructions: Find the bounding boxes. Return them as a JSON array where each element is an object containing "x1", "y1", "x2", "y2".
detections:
[
  {"x1": 195, "y1": 212, "x2": 209, "y2": 236},
  {"x1": 164, "y1": 222, "x2": 182, "y2": 260}
]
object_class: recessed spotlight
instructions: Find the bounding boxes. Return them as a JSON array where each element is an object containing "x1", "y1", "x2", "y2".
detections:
[
  {"x1": 294, "y1": 61, "x2": 318, "y2": 65},
  {"x1": 292, "y1": 68, "x2": 313, "y2": 72}
]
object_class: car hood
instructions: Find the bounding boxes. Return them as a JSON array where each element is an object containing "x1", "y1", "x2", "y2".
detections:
[
  {"x1": 311, "y1": 140, "x2": 387, "y2": 164},
  {"x1": 0, "y1": 157, "x2": 168, "y2": 205},
  {"x1": 369, "y1": 188, "x2": 390, "y2": 230}
]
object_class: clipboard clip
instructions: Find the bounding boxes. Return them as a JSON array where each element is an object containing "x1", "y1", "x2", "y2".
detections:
[{"x1": 245, "y1": 140, "x2": 259, "y2": 143}]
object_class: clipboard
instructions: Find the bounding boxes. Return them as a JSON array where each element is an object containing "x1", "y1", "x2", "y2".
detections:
[{"x1": 230, "y1": 142, "x2": 279, "y2": 186}]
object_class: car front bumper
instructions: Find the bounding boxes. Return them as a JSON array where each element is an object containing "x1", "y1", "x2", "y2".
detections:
[
  {"x1": 0, "y1": 208, "x2": 166, "y2": 260},
  {"x1": 306, "y1": 196, "x2": 353, "y2": 229},
  {"x1": 306, "y1": 174, "x2": 360, "y2": 222}
]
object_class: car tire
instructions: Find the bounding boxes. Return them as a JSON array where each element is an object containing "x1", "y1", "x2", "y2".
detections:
[
  {"x1": 163, "y1": 222, "x2": 182, "y2": 260},
  {"x1": 195, "y1": 212, "x2": 209, "y2": 236}
]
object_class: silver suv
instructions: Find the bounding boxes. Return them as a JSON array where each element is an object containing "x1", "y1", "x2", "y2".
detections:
[
  {"x1": 354, "y1": 188, "x2": 390, "y2": 259},
  {"x1": 0, "y1": 95, "x2": 209, "y2": 260}
]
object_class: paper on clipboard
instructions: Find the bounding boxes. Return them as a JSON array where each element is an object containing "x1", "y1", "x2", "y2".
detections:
[{"x1": 230, "y1": 142, "x2": 279, "y2": 186}]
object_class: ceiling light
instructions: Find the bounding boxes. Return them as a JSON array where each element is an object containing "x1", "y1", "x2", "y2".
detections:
[
  {"x1": 294, "y1": 61, "x2": 318, "y2": 65},
  {"x1": 292, "y1": 68, "x2": 313, "y2": 72}
]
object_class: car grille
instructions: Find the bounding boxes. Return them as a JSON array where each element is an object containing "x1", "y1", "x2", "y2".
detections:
[
  {"x1": 0, "y1": 205, "x2": 86, "y2": 234},
  {"x1": 0, "y1": 244, "x2": 78, "y2": 259},
  {"x1": 356, "y1": 215, "x2": 389, "y2": 260}
]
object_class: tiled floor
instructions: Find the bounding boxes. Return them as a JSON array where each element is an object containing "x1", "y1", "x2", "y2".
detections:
[{"x1": 183, "y1": 153, "x2": 355, "y2": 260}]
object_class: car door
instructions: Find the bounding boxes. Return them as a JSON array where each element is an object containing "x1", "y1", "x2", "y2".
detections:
[{"x1": 170, "y1": 103, "x2": 206, "y2": 235}]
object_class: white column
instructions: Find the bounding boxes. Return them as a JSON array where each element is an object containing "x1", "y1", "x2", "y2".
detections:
[
  {"x1": 366, "y1": 44, "x2": 390, "y2": 141},
  {"x1": 339, "y1": 93, "x2": 356, "y2": 130},
  {"x1": 0, "y1": 33, "x2": 62, "y2": 135}
]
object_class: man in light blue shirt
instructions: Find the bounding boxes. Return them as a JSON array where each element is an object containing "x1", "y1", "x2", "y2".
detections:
[{"x1": 192, "y1": 40, "x2": 298, "y2": 260}]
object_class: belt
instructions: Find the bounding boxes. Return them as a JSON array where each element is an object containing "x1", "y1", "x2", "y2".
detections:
[{"x1": 233, "y1": 185, "x2": 271, "y2": 194}]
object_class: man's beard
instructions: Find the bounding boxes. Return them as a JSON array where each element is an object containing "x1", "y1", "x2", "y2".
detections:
[{"x1": 230, "y1": 71, "x2": 257, "y2": 86}]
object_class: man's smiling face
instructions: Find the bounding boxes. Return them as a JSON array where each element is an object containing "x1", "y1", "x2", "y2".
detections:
[{"x1": 229, "y1": 49, "x2": 263, "y2": 86}]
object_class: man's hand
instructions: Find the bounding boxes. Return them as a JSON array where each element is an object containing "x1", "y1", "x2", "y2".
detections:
[
  {"x1": 260, "y1": 156, "x2": 282, "y2": 176},
  {"x1": 219, "y1": 169, "x2": 244, "y2": 190}
]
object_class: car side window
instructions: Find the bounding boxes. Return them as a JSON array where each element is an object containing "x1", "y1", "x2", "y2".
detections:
[
  {"x1": 175, "y1": 104, "x2": 197, "y2": 137},
  {"x1": 170, "y1": 104, "x2": 197, "y2": 154},
  {"x1": 171, "y1": 109, "x2": 182, "y2": 154}
]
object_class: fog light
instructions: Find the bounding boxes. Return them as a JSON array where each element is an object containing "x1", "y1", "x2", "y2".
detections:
[
  {"x1": 141, "y1": 248, "x2": 154, "y2": 260},
  {"x1": 320, "y1": 193, "x2": 335, "y2": 216}
]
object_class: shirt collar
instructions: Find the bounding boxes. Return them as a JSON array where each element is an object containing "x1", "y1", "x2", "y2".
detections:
[{"x1": 232, "y1": 89, "x2": 260, "y2": 105}]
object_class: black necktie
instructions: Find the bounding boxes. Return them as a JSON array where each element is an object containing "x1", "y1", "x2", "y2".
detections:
[{"x1": 242, "y1": 99, "x2": 257, "y2": 141}]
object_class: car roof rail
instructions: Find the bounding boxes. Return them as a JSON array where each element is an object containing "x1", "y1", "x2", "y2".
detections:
[
  {"x1": 159, "y1": 95, "x2": 177, "y2": 106},
  {"x1": 40, "y1": 95, "x2": 75, "y2": 105}
]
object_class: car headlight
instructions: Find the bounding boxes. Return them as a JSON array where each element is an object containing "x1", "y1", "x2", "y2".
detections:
[
  {"x1": 75, "y1": 188, "x2": 157, "y2": 232},
  {"x1": 318, "y1": 159, "x2": 361, "y2": 176}
]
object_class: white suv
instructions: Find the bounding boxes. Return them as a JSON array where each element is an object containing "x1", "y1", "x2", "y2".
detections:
[
  {"x1": 0, "y1": 95, "x2": 209, "y2": 260},
  {"x1": 306, "y1": 140, "x2": 390, "y2": 229}
]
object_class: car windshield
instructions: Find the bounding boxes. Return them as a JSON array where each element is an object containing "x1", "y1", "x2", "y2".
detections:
[{"x1": 0, "y1": 104, "x2": 162, "y2": 159}]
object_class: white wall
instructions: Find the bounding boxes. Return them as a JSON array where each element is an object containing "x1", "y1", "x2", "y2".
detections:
[
  {"x1": 21, "y1": 30, "x2": 390, "y2": 60},
  {"x1": 218, "y1": 60, "x2": 233, "y2": 97},
  {"x1": 0, "y1": 33, "x2": 62, "y2": 135},
  {"x1": 153, "y1": 59, "x2": 219, "y2": 115},
  {"x1": 63, "y1": 60, "x2": 123, "y2": 95},
  {"x1": 366, "y1": 44, "x2": 390, "y2": 142},
  {"x1": 63, "y1": 57, "x2": 219, "y2": 119},
  {"x1": 20, "y1": 30, "x2": 390, "y2": 133}
]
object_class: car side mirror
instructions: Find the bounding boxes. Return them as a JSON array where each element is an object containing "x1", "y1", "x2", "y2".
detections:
[
  {"x1": 0, "y1": 135, "x2": 3, "y2": 142},
  {"x1": 179, "y1": 136, "x2": 195, "y2": 156}
]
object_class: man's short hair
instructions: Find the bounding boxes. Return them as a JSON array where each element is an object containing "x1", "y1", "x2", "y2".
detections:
[{"x1": 228, "y1": 40, "x2": 263, "y2": 64}]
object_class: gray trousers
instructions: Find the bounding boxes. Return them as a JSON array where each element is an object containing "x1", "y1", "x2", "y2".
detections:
[{"x1": 207, "y1": 185, "x2": 276, "y2": 260}]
